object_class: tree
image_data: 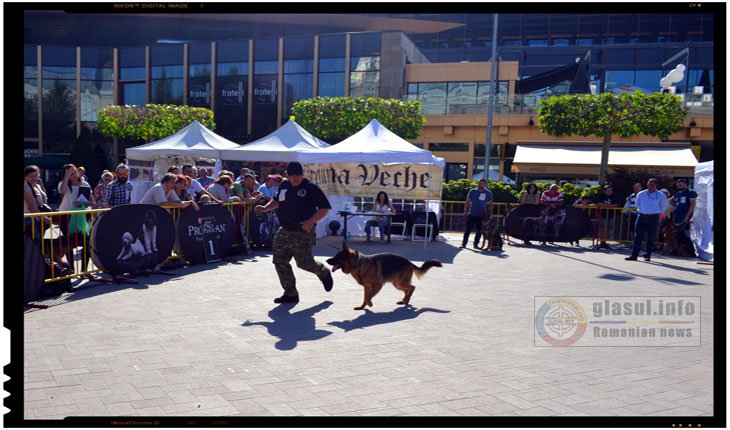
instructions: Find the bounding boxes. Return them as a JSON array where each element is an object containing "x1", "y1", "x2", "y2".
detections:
[
  {"x1": 291, "y1": 97, "x2": 425, "y2": 144},
  {"x1": 537, "y1": 92, "x2": 686, "y2": 185},
  {"x1": 97, "y1": 104, "x2": 216, "y2": 141}
]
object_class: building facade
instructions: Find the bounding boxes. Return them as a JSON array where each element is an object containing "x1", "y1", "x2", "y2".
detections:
[{"x1": 22, "y1": 11, "x2": 716, "y2": 185}]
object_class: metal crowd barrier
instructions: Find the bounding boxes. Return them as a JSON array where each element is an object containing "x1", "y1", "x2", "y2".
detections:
[
  {"x1": 23, "y1": 202, "x2": 254, "y2": 284},
  {"x1": 439, "y1": 201, "x2": 667, "y2": 247}
]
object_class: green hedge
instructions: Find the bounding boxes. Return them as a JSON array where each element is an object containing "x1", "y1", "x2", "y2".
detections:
[
  {"x1": 97, "y1": 104, "x2": 216, "y2": 141},
  {"x1": 443, "y1": 179, "x2": 601, "y2": 206}
]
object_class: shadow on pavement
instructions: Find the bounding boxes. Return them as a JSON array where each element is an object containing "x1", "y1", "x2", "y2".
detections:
[
  {"x1": 598, "y1": 273, "x2": 705, "y2": 286},
  {"x1": 242, "y1": 301, "x2": 333, "y2": 351},
  {"x1": 328, "y1": 305, "x2": 450, "y2": 332}
]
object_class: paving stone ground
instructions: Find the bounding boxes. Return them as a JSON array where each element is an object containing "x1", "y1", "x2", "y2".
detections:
[{"x1": 22, "y1": 234, "x2": 714, "y2": 419}]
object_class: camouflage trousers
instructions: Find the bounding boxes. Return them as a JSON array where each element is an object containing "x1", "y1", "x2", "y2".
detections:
[{"x1": 272, "y1": 227, "x2": 328, "y2": 297}]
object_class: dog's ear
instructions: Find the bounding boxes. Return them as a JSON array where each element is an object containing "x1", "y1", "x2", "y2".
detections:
[{"x1": 342, "y1": 240, "x2": 350, "y2": 251}]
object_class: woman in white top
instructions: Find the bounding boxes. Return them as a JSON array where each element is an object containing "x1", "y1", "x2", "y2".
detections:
[
  {"x1": 364, "y1": 191, "x2": 396, "y2": 241},
  {"x1": 57, "y1": 164, "x2": 94, "y2": 274},
  {"x1": 24, "y1": 164, "x2": 51, "y2": 240}
]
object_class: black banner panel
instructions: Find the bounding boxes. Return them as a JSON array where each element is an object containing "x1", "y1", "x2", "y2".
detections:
[
  {"x1": 177, "y1": 204, "x2": 235, "y2": 264},
  {"x1": 91, "y1": 204, "x2": 176, "y2": 275},
  {"x1": 504, "y1": 205, "x2": 591, "y2": 243}
]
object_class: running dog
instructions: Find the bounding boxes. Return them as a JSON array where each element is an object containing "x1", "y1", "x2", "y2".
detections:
[
  {"x1": 326, "y1": 241, "x2": 442, "y2": 310},
  {"x1": 117, "y1": 232, "x2": 147, "y2": 261},
  {"x1": 139, "y1": 209, "x2": 158, "y2": 254},
  {"x1": 477, "y1": 215, "x2": 503, "y2": 251},
  {"x1": 661, "y1": 216, "x2": 695, "y2": 257}
]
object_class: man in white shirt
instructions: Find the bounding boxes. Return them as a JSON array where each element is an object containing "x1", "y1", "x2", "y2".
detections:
[
  {"x1": 625, "y1": 178, "x2": 667, "y2": 262},
  {"x1": 181, "y1": 165, "x2": 222, "y2": 204},
  {"x1": 140, "y1": 173, "x2": 193, "y2": 209}
]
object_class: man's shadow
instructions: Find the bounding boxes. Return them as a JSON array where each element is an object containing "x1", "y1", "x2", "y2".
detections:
[
  {"x1": 242, "y1": 301, "x2": 333, "y2": 350},
  {"x1": 328, "y1": 306, "x2": 450, "y2": 332}
]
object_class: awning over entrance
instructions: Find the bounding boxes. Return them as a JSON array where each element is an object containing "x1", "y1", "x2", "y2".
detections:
[{"x1": 511, "y1": 145, "x2": 698, "y2": 177}]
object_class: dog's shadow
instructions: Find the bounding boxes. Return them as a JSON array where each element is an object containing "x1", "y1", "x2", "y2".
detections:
[
  {"x1": 328, "y1": 305, "x2": 450, "y2": 332},
  {"x1": 242, "y1": 301, "x2": 334, "y2": 350}
]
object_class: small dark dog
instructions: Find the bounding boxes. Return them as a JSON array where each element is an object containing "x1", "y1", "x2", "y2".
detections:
[
  {"x1": 661, "y1": 216, "x2": 695, "y2": 257},
  {"x1": 326, "y1": 241, "x2": 442, "y2": 310},
  {"x1": 478, "y1": 215, "x2": 503, "y2": 251}
]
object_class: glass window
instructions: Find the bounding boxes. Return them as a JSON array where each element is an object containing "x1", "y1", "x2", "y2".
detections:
[
  {"x1": 477, "y1": 81, "x2": 508, "y2": 105},
  {"x1": 576, "y1": 38, "x2": 594, "y2": 45},
  {"x1": 217, "y1": 40, "x2": 249, "y2": 63},
  {"x1": 41, "y1": 66, "x2": 76, "y2": 80},
  {"x1": 634, "y1": 70, "x2": 662, "y2": 93},
  {"x1": 217, "y1": 62, "x2": 248, "y2": 77},
  {"x1": 254, "y1": 38, "x2": 279, "y2": 61},
  {"x1": 350, "y1": 32, "x2": 381, "y2": 57},
  {"x1": 319, "y1": 57, "x2": 346, "y2": 72},
  {"x1": 349, "y1": 71, "x2": 379, "y2": 98},
  {"x1": 429, "y1": 143, "x2": 469, "y2": 152},
  {"x1": 80, "y1": 80, "x2": 114, "y2": 121},
  {"x1": 444, "y1": 163, "x2": 468, "y2": 182},
  {"x1": 189, "y1": 42, "x2": 211, "y2": 64},
  {"x1": 283, "y1": 73, "x2": 313, "y2": 117},
  {"x1": 447, "y1": 82, "x2": 477, "y2": 109},
  {"x1": 119, "y1": 46, "x2": 146, "y2": 67},
  {"x1": 122, "y1": 82, "x2": 145, "y2": 106},
  {"x1": 215, "y1": 75, "x2": 248, "y2": 141},
  {"x1": 528, "y1": 39, "x2": 548, "y2": 47},
  {"x1": 151, "y1": 65, "x2": 184, "y2": 79},
  {"x1": 284, "y1": 59, "x2": 313, "y2": 74},
  {"x1": 284, "y1": 36, "x2": 314, "y2": 59},
  {"x1": 318, "y1": 72, "x2": 345, "y2": 97},
  {"x1": 25, "y1": 66, "x2": 38, "y2": 79},
  {"x1": 319, "y1": 34, "x2": 346, "y2": 58},
  {"x1": 42, "y1": 45, "x2": 76, "y2": 67},
  {"x1": 150, "y1": 77, "x2": 183, "y2": 104},
  {"x1": 189, "y1": 64, "x2": 211, "y2": 78},
  {"x1": 80, "y1": 67, "x2": 114, "y2": 81},
  {"x1": 150, "y1": 45, "x2": 183, "y2": 66},
  {"x1": 254, "y1": 60, "x2": 279, "y2": 75},
  {"x1": 605, "y1": 49, "x2": 635, "y2": 65},
  {"x1": 42, "y1": 79, "x2": 76, "y2": 121},
  {"x1": 25, "y1": 78, "x2": 39, "y2": 132},
  {"x1": 552, "y1": 39, "x2": 570, "y2": 46},
  {"x1": 604, "y1": 70, "x2": 635, "y2": 92},
  {"x1": 25, "y1": 45, "x2": 37, "y2": 66},
  {"x1": 350, "y1": 56, "x2": 380, "y2": 72},
  {"x1": 418, "y1": 83, "x2": 446, "y2": 115},
  {"x1": 120, "y1": 67, "x2": 145, "y2": 80}
]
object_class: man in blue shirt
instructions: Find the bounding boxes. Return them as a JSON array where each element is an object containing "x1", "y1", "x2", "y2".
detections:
[
  {"x1": 626, "y1": 178, "x2": 667, "y2": 262},
  {"x1": 460, "y1": 179, "x2": 493, "y2": 249},
  {"x1": 670, "y1": 178, "x2": 697, "y2": 235}
]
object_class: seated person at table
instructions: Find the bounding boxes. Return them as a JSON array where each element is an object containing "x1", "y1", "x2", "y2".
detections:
[{"x1": 364, "y1": 191, "x2": 396, "y2": 241}]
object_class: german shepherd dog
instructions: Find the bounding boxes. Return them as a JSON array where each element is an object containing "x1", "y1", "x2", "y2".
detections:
[
  {"x1": 326, "y1": 241, "x2": 442, "y2": 310},
  {"x1": 661, "y1": 215, "x2": 695, "y2": 257},
  {"x1": 477, "y1": 215, "x2": 503, "y2": 251}
]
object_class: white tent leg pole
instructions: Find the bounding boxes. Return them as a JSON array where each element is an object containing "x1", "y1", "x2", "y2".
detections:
[{"x1": 425, "y1": 162, "x2": 431, "y2": 249}]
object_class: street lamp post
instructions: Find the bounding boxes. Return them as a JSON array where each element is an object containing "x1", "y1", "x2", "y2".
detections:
[{"x1": 482, "y1": 13, "x2": 499, "y2": 183}]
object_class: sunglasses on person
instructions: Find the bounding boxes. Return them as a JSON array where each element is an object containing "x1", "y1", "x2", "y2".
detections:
[{"x1": 117, "y1": 172, "x2": 129, "y2": 177}]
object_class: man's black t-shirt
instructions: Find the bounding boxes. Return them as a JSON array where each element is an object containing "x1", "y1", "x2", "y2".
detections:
[
  {"x1": 596, "y1": 192, "x2": 619, "y2": 218},
  {"x1": 274, "y1": 178, "x2": 331, "y2": 230}
]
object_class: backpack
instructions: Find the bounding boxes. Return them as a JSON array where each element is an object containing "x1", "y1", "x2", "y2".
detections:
[{"x1": 40, "y1": 260, "x2": 73, "y2": 298}]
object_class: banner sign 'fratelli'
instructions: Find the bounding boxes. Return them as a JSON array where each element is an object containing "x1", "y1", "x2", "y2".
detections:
[{"x1": 301, "y1": 163, "x2": 443, "y2": 200}]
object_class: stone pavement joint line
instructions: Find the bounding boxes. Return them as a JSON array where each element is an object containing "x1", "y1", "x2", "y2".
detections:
[{"x1": 23, "y1": 234, "x2": 713, "y2": 418}]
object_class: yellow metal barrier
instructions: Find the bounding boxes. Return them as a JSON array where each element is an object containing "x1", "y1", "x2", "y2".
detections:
[
  {"x1": 24, "y1": 202, "x2": 255, "y2": 284},
  {"x1": 439, "y1": 201, "x2": 667, "y2": 246}
]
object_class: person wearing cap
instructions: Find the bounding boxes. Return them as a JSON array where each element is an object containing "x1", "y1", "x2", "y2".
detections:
[{"x1": 254, "y1": 161, "x2": 334, "y2": 304}]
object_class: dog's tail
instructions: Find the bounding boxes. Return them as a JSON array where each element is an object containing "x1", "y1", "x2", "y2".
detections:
[{"x1": 413, "y1": 259, "x2": 443, "y2": 278}]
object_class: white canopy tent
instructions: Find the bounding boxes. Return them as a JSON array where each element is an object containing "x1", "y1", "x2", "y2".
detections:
[
  {"x1": 692, "y1": 160, "x2": 713, "y2": 261},
  {"x1": 297, "y1": 119, "x2": 445, "y2": 246},
  {"x1": 126, "y1": 120, "x2": 240, "y2": 160},
  {"x1": 220, "y1": 119, "x2": 329, "y2": 161},
  {"x1": 296, "y1": 119, "x2": 445, "y2": 167},
  {"x1": 125, "y1": 120, "x2": 240, "y2": 202}
]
